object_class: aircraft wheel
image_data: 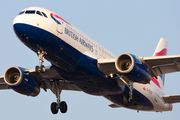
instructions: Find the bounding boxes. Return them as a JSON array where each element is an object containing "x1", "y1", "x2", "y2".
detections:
[
  {"x1": 133, "y1": 93, "x2": 140, "y2": 105},
  {"x1": 51, "y1": 102, "x2": 58, "y2": 114},
  {"x1": 123, "y1": 95, "x2": 130, "y2": 106},
  {"x1": 35, "y1": 66, "x2": 41, "y2": 73},
  {"x1": 60, "y1": 101, "x2": 67, "y2": 113},
  {"x1": 40, "y1": 65, "x2": 45, "y2": 73}
]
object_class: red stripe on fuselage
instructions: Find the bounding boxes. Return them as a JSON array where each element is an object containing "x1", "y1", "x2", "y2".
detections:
[{"x1": 50, "y1": 13, "x2": 71, "y2": 25}]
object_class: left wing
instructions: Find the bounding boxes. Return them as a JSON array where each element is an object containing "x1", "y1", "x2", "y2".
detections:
[
  {"x1": 0, "y1": 76, "x2": 9, "y2": 89},
  {"x1": 139, "y1": 55, "x2": 180, "y2": 77},
  {"x1": 162, "y1": 95, "x2": 180, "y2": 103},
  {"x1": 0, "y1": 66, "x2": 80, "y2": 91}
]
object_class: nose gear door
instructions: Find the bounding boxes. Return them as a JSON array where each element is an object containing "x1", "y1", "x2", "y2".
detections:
[{"x1": 57, "y1": 20, "x2": 63, "y2": 34}]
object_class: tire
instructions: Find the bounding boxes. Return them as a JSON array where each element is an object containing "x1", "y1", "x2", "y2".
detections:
[
  {"x1": 35, "y1": 66, "x2": 40, "y2": 73},
  {"x1": 123, "y1": 95, "x2": 130, "y2": 106},
  {"x1": 60, "y1": 101, "x2": 67, "y2": 113},
  {"x1": 40, "y1": 65, "x2": 45, "y2": 73},
  {"x1": 51, "y1": 102, "x2": 58, "y2": 114},
  {"x1": 133, "y1": 93, "x2": 140, "y2": 105}
]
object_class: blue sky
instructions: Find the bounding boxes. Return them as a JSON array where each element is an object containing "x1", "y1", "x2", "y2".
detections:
[{"x1": 0, "y1": 0, "x2": 180, "y2": 120}]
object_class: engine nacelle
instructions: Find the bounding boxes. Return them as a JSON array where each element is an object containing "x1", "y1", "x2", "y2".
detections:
[
  {"x1": 4, "y1": 66, "x2": 40, "y2": 97},
  {"x1": 115, "y1": 53, "x2": 151, "y2": 84}
]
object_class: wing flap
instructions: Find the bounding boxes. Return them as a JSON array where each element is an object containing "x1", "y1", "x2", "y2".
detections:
[
  {"x1": 162, "y1": 95, "x2": 180, "y2": 103},
  {"x1": 139, "y1": 55, "x2": 180, "y2": 76},
  {"x1": 139, "y1": 55, "x2": 180, "y2": 66},
  {"x1": 97, "y1": 59, "x2": 116, "y2": 75}
]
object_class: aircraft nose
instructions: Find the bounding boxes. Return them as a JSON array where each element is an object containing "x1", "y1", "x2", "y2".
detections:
[
  {"x1": 13, "y1": 15, "x2": 22, "y2": 26},
  {"x1": 13, "y1": 16, "x2": 23, "y2": 37}
]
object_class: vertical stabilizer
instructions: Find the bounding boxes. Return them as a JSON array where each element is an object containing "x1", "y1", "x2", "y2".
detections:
[
  {"x1": 153, "y1": 38, "x2": 168, "y2": 56},
  {"x1": 152, "y1": 38, "x2": 168, "y2": 90}
]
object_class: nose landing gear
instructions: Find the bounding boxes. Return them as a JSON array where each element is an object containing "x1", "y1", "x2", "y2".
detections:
[{"x1": 35, "y1": 50, "x2": 47, "y2": 73}]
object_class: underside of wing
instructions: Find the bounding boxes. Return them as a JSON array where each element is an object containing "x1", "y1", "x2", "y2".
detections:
[
  {"x1": 162, "y1": 95, "x2": 180, "y2": 103},
  {"x1": 0, "y1": 76, "x2": 9, "y2": 89},
  {"x1": 0, "y1": 66, "x2": 80, "y2": 91},
  {"x1": 97, "y1": 54, "x2": 180, "y2": 80},
  {"x1": 139, "y1": 55, "x2": 180, "y2": 76}
]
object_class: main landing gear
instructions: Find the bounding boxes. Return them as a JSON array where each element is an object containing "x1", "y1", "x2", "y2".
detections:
[
  {"x1": 35, "y1": 50, "x2": 47, "y2": 73},
  {"x1": 116, "y1": 74, "x2": 140, "y2": 106},
  {"x1": 50, "y1": 79, "x2": 68, "y2": 114}
]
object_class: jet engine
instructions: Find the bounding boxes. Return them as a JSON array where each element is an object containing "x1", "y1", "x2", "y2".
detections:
[
  {"x1": 115, "y1": 53, "x2": 151, "y2": 84},
  {"x1": 4, "y1": 66, "x2": 40, "y2": 96}
]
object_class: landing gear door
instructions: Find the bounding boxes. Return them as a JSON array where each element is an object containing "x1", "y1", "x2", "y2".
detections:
[{"x1": 57, "y1": 20, "x2": 63, "y2": 34}]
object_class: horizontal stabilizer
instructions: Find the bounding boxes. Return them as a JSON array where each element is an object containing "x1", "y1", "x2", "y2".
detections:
[
  {"x1": 109, "y1": 104, "x2": 121, "y2": 108},
  {"x1": 162, "y1": 95, "x2": 180, "y2": 103}
]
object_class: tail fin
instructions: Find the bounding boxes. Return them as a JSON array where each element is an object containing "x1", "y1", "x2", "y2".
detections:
[{"x1": 152, "y1": 38, "x2": 168, "y2": 90}]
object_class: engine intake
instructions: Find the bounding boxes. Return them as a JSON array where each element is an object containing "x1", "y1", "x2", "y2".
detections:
[
  {"x1": 115, "y1": 53, "x2": 151, "y2": 84},
  {"x1": 115, "y1": 54, "x2": 134, "y2": 73},
  {"x1": 4, "y1": 67, "x2": 40, "y2": 97}
]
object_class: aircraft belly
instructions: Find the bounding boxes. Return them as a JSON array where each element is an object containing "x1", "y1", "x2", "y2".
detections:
[{"x1": 104, "y1": 87, "x2": 154, "y2": 111}]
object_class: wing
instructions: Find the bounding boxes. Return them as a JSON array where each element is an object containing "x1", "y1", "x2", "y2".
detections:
[
  {"x1": 162, "y1": 95, "x2": 180, "y2": 103},
  {"x1": 97, "y1": 55, "x2": 180, "y2": 78},
  {"x1": 139, "y1": 55, "x2": 180, "y2": 77},
  {"x1": 0, "y1": 66, "x2": 80, "y2": 91},
  {"x1": 0, "y1": 76, "x2": 9, "y2": 89}
]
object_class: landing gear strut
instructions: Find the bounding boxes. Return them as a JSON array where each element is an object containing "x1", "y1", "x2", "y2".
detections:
[
  {"x1": 35, "y1": 50, "x2": 47, "y2": 73},
  {"x1": 50, "y1": 79, "x2": 68, "y2": 114},
  {"x1": 116, "y1": 74, "x2": 133, "y2": 102}
]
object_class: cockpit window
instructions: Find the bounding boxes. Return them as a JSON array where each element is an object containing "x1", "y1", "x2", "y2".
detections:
[
  {"x1": 42, "y1": 12, "x2": 48, "y2": 18},
  {"x1": 25, "y1": 10, "x2": 36, "y2": 14},
  {"x1": 18, "y1": 10, "x2": 48, "y2": 18},
  {"x1": 18, "y1": 11, "x2": 25, "y2": 15},
  {"x1": 36, "y1": 11, "x2": 43, "y2": 16}
]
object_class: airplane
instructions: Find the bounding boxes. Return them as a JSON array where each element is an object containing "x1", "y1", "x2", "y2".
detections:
[{"x1": 0, "y1": 6, "x2": 180, "y2": 114}]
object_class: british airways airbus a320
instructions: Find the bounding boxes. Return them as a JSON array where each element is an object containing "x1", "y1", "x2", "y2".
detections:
[{"x1": 1, "y1": 7, "x2": 180, "y2": 114}]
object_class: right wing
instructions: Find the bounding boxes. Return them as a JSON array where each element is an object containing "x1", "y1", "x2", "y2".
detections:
[{"x1": 0, "y1": 66, "x2": 80, "y2": 91}]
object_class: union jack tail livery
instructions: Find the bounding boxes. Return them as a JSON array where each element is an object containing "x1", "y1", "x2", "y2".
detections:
[{"x1": 152, "y1": 38, "x2": 168, "y2": 90}]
